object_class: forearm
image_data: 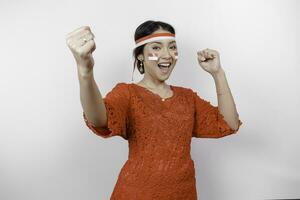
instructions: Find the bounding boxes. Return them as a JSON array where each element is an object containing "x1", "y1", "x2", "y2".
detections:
[
  {"x1": 78, "y1": 70, "x2": 107, "y2": 127},
  {"x1": 212, "y1": 68, "x2": 240, "y2": 130}
]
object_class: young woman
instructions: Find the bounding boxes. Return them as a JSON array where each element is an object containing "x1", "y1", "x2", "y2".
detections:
[{"x1": 66, "y1": 20, "x2": 242, "y2": 200}]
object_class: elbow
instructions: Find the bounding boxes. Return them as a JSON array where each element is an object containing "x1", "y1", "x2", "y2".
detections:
[
  {"x1": 83, "y1": 111, "x2": 108, "y2": 128},
  {"x1": 233, "y1": 119, "x2": 243, "y2": 132},
  {"x1": 92, "y1": 117, "x2": 107, "y2": 128}
]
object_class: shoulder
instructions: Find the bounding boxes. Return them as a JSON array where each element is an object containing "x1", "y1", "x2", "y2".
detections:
[
  {"x1": 107, "y1": 82, "x2": 130, "y2": 98},
  {"x1": 172, "y1": 84, "x2": 195, "y2": 96},
  {"x1": 114, "y1": 82, "x2": 129, "y2": 88},
  {"x1": 111, "y1": 82, "x2": 131, "y2": 91}
]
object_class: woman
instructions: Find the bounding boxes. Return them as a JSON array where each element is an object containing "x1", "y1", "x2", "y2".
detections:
[{"x1": 66, "y1": 20, "x2": 242, "y2": 200}]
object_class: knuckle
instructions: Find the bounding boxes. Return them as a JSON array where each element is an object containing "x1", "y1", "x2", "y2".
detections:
[
  {"x1": 79, "y1": 26, "x2": 87, "y2": 31},
  {"x1": 83, "y1": 26, "x2": 91, "y2": 31},
  {"x1": 79, "y1": 30, "x2": 90, "y2": 37}
]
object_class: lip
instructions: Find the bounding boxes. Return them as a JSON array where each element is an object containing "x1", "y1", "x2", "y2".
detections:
[
  {"x1": 157, "y1": 64, "x2": 171, "y2": 75},
  {"x1": 158, "y1": 62, "x2": 171, "y2": 64}
]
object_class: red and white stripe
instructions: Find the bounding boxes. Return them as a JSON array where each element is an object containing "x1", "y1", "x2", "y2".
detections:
[
  {"x1": 174, "y1": 52, "x2": 178, "y2": 60},
  {"x1": 147, "y1": 53, "x2": 159, "y2": 61},
  {"x1": 135, "y1": 33, "x2": 176, "y2": 48}
]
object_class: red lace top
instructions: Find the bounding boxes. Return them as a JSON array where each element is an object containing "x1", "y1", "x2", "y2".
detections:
[{"x1": 83, "y1": 82, "x2": 242, "y2": 200}]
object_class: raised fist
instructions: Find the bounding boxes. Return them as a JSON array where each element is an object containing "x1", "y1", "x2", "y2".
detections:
[{"x1": 66, "y1": 26, "x2": 96, "y2": 75}]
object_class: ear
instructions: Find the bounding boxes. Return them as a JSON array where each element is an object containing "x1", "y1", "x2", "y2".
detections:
[{"x1": 137, "y1": 54, "x2": 144, "y2": 61}]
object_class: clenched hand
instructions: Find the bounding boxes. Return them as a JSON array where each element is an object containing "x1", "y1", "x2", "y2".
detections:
[{"x1": 66, "y1": 26, "x2": 96, "y2": 76}]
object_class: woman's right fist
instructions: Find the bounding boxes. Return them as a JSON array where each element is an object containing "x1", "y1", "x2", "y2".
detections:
[{"x1": 66, "y1": 26, "x2": 96, "y2": 75}]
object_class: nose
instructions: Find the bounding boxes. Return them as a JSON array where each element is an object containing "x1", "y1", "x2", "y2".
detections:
[{"x1": 160, "y1": 47, "x2": 172, "y2": 60}]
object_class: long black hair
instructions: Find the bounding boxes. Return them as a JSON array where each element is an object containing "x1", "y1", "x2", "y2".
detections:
[{"x1": 132, "y1": 20, "x2": 176, "y2": 75}]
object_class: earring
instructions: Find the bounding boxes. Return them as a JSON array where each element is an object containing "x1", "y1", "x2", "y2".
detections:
[{"x1": 139, "y1": 60, "x2": 144, "y2": 73}]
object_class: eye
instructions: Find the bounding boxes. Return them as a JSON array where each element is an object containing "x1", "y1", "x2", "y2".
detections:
[
  {"x1": 152, "y1": 46, "x2": 160, "y2": 50},
  {"x1": 170, "y1": 46, "x2": 177, "y2": 50}
]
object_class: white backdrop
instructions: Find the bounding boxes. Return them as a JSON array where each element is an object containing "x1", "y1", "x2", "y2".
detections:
[{"x1": 0, "y1": 0, "x2": 299, "y2": 199}]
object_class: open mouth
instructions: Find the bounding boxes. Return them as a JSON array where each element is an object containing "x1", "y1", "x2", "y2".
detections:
[{"x1": 157, "y1": 63, "x2": 171, "y2": 73}]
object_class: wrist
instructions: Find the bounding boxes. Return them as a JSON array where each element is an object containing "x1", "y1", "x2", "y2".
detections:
[
  {"x1": 77, "y1": 68, "x2": 94, "y2": 80},
  {"x1": 211, "y1": 68, "x2": 231, "y2": 95},
  {"x1": 212, "y1": 67, "x2": 225, "y2": 79}
]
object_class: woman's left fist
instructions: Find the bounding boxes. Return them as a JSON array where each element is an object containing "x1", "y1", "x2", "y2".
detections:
[{"x1": 197, "y1": 48, "x2": 222, "y2": 75}]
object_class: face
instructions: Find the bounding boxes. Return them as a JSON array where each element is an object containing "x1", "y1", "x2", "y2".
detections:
[{"x1": 138, "y1": 29, "x2": 178, "y2": 82}]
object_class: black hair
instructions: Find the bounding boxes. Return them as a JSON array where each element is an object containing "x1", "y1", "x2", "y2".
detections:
[{"x1": 132, "y1": 20, "x2": 176, "y2": 75}]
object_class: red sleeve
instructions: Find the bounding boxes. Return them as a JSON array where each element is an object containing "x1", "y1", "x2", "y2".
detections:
[
  {"x1": 191, "y1": 90, "x2": 243, "y2": 138},
  {"x1": 83, "y1": 82, "x2": 130, "y2": 140}
]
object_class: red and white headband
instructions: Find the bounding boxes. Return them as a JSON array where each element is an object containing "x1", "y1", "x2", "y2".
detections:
[{"x1": 134, "y1": 33, "x2": 176, "y2": 48}]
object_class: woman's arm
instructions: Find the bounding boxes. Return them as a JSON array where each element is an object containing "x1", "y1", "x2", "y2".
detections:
[
  {"x1": 212, "y1": 68, "x2": 240, "y2": 130},
  {"x1": 78, "y1": 72, "x2": 107, "y2": 128},
  {"x1": 197, "y1": 48, "x2": 240, "y2": 131},
  {"x1": 66, "y1": 26, "x2": 107, "y2": 128}
]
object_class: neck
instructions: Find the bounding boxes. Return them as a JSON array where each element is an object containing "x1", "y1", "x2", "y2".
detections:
[{"x1": 139, "y1": 79, "x2": 168, "y2": 90}]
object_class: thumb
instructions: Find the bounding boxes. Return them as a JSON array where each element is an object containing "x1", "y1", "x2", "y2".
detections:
[{"x1": 82, "y1": 39, "x2": 96, "y2": 55}]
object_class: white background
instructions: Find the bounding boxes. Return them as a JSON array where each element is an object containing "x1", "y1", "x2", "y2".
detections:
[{"x1": 0, "y1": 0, "x2": 299, "y2": 199}]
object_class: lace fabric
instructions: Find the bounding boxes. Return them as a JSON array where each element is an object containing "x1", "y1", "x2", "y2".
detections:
[
  {"x1": 82, "y1": 82, "x2": 243, "y2": 199},
  {"x1": 83, "y1": 83, "x2": 130, "y2": 140},
  {"x1": 191, "y1": 89, "x2": 243, "y2": 138}
]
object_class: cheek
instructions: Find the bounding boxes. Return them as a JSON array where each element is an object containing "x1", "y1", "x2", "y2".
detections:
[
  {"x1": 147, "y1": 52, "x2": 178, "y2": 61},
  {"x1": 146, "y1": 51, "x2": 179, "y2": 62},
  {"x1": 165, "y1": 51, "x2": 178, "y2": 61},
  {"x1": 173, "y1": 51, "x2": 178, "y2": 60},
  {"x1": 147, "y1": 52, "x2": 159, "y2": 61}
]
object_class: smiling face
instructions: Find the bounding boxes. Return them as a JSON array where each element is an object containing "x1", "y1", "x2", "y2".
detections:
[{"x1": 137, "y1": 29, "x2": 178, "y2": 82}]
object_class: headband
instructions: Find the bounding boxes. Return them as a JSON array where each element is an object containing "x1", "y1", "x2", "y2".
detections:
[{"x1": 134, "y1": 33, "x2": 176, "y2": 48}]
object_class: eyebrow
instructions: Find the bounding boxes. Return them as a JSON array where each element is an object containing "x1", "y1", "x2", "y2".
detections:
[{"x1": 150, "y1": 41, "x2": 176, "y2": 45}]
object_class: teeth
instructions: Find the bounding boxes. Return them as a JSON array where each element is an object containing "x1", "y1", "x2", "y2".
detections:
[
  {"x1": 158, "y1": 64, "x2": 169, "y2": 68},
  {"x1": 159, "y1": 63, "x2": 171, "y2": 67}
]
